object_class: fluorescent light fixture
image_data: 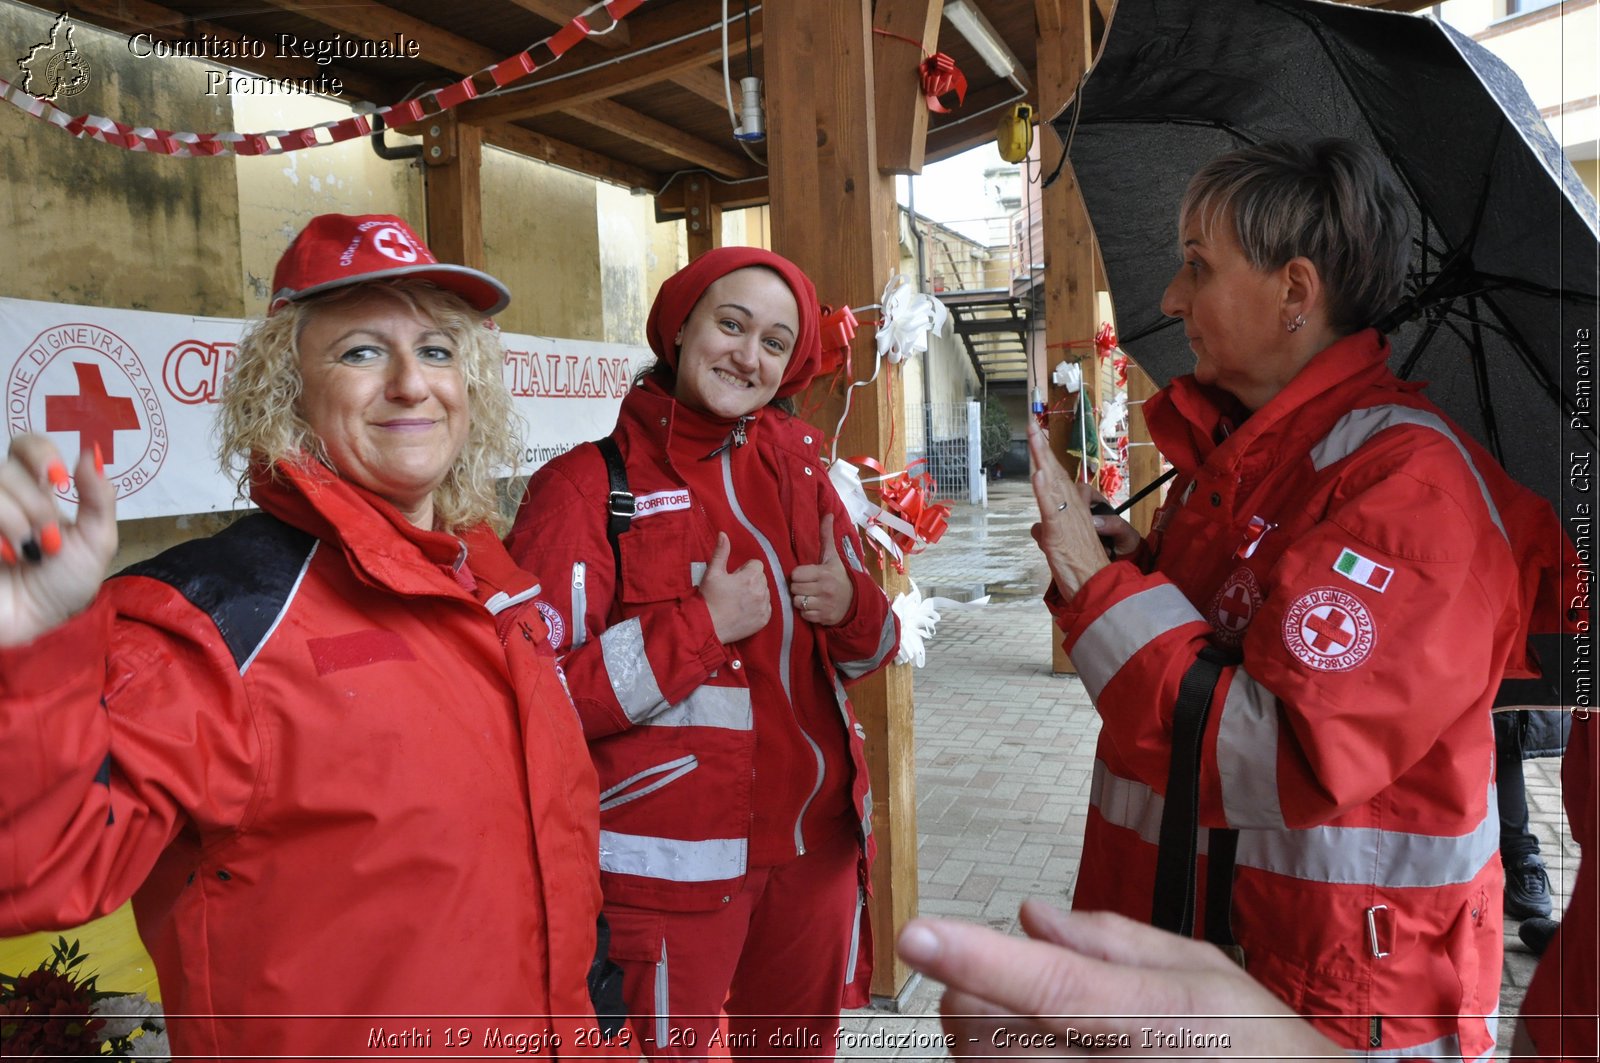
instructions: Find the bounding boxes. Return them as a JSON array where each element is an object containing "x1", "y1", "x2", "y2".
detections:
[{"x1": 943, "y1": 0, "x2": 1021, "y2": 80}]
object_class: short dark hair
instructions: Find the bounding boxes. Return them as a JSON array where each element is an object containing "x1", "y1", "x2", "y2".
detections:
[{"x1": 1181, "y1": 138, "x2": 1411, "y2": 333}]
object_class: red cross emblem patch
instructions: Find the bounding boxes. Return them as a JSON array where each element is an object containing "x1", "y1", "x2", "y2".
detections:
[
  {"x1": 1207, "y1": 566, "x2": 1261, "y2": 648},
  {"x1": 1282, "y1": 587, "x2": 1377, "y2": 672}
]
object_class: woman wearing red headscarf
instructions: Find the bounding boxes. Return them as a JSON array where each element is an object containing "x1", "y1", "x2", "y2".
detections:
[{"x1": 506, "y1": 247, "x2": 898, "y2": 1060}]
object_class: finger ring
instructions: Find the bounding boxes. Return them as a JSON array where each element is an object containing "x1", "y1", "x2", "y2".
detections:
[
  {"x1": 799, "y1": 595, "x2": 809, "y2": 609},
  {"x1": 1056, "y1": 501, "x2": 1070, "y2": 512}
]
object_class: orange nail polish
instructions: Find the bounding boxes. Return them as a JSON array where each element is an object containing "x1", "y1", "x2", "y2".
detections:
[
  {"x1": 46, "y1": 461, "x2": 69, "y2": 490},
  {"x1": 0, "y1": 540, "x2": 15, "y2": 565},
  {"x1": 93, "y1": 443, "x2": 105, "y2": 477},
  {"x1": 40, "y1": 524, "x2": 62, "y2": 557}
]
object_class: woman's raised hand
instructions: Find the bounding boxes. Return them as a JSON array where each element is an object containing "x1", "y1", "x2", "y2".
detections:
[
  {"x1": 788, "y1": 513, "x2": 854, "y2": 627},
  {"x1": 1026, "y1": 419, "x2": 1115, "y2": 596},
  {"x1": 0, "y1": 434, "x2": 118, "y2": 648},
  {"x1": 699, "y1": 531, "x2": 772, "y2": 644}
]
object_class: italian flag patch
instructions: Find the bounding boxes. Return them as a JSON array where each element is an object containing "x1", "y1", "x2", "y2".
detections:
[{"x1": 1333, "y1": 548, "x2": 1393, "y2": 592}]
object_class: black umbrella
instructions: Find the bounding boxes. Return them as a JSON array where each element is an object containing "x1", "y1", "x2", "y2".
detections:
[{"x1": 1050, "y1": 0, "x2": 1599, "y2": 515}]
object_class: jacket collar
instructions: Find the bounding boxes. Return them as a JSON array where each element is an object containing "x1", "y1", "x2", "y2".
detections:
[
  {"x1": 249, "y1": 459, "x2": 526, "y2": 603},
  {"x1": 1146, "y1": 328, "x2": 1397, "y2": 477}
]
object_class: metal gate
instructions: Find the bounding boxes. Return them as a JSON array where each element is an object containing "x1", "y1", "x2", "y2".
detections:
[{"x1": 907, "y1": 400, "x2": 983, "y2": 504}]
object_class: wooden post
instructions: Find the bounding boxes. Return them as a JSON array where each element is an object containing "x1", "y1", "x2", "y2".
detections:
[
  {"x1": 684, "y1": 174, "x2": 724, "y2": 259},
  {"x1": 873, "y1": 0, "x2": 943, "y2": 174},
  {"x1": 764, "y1": 0, "x2": 917, "y2": 1002},
  {"x1": 423, "y1": 113, "x2": 484, "y2": 269},
  {"x1": 1035, "y1": 0, "x2": 1098, "y2": 675},
  {"x1": 1125, "y1": 361, "x2": 1164, "y2": 538}
]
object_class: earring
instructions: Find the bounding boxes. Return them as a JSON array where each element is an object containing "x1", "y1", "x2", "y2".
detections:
[{"x1": 1286, "y1": 313, "x2": 1306, "y2": 333}]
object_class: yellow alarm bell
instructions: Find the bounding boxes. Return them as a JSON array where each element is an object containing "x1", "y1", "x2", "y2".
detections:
[{"x1": 997, "y1": 104, "x2": 1034, "y2": 163}]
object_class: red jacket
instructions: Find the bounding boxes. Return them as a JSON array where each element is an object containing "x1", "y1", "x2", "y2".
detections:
[
  {"x1": 0, "y1": 462, "x2": 605, "y2": 1060},
  {"x1": 506, "y1": 383, "x2": 897, "y2": 1004},
  {"x1": 1051, "y1": 330, "x2": 1562, "y2": 1059}
]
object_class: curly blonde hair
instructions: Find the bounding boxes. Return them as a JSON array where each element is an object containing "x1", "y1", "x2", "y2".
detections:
[{"x1": 217, "y1": 280, "x2": 523, "y2": 533}]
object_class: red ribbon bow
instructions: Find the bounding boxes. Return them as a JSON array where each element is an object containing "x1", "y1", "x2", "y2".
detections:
[{"x1": 921, "y1": 53, "x2": 968, "y2": 114}]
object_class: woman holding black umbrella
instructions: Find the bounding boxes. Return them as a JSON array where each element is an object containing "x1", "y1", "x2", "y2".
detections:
[{"x1": 1029, "y1": 138, "x2": 1573, "y2": 1059}]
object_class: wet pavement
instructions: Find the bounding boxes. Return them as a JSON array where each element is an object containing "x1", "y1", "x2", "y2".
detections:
[{"x1": 838, "y1": 478, "x2": 1575, "y2": 1060}]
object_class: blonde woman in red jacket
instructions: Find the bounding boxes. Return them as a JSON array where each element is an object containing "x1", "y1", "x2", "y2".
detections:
[
  {"x1": 0, "y1": 215, "x2": 605, "y2": 1060},
  {"x1": 507, "y1": 247, "x2": 898, "y2": 1060}
]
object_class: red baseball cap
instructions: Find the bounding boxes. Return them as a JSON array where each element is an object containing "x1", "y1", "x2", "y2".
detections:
[{"x1": 269, "y1": 213, "x2": 511, "y2": 316}]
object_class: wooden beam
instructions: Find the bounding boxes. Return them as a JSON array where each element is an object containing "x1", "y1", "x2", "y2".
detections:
[
  {"x1": 261, "y1": 0, "x2": 499, "y2": 75},
  {"x1": 65, "y1": 0, "x2": 390, "y2": 101},
  {"x1": 655, "y1": 173, "x2": 770, "y2": 218},
  {"x1": 670, "y1": 64, "x2": 738, "y2": 108},
  {"x1": 458, "y1": 0, "x2": 760, "y2": 124},
  {"x1": 566, "y1": 98, "x2": 759, "y2": 178},
  {"x1": 683, "y1": 175, "x2": 724, "y2": 259},
  {"x1": 504, "y1": 0, "x2": 633, "y2": 49},
  {"x1": 766, "y1": 0, "x2": 916, "y2": 1002},
  {"x1": 1034, "y1": 0, "x2": 1098, "y2": 675},
  {"x1": 1125, "y1": 361, "x2": 1163, "y2": 538},
  {"x1": 873, "y1": 0, "x2": 944, "y2": 174},
  {"x1": 482, "y1": 123, "x2": 658, "y2": 190},
  {"x1": 424, "y1": 113, "x2": 485, "y2": 271}
]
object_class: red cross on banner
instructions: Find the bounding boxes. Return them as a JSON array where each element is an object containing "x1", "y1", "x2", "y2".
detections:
[
  {"x1": 1304, "y1": 607, "x2": 1354, "y2": 653},
  {"x1": 45, "y1": 361, "x2": 140, "y2": 463}
]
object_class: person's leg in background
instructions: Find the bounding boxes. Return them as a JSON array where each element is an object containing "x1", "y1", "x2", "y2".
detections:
[{"x1": 1497, "y1": 711, "x2": 1554, "y2": 923}]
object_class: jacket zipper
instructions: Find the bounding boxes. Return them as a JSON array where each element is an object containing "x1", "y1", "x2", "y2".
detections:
[
  {"x1": 571, "y1": 561, "x2": 587, "y2": 648},
  {"x1": 718, "y1": 445, "x2": 825, "y2": 857}
]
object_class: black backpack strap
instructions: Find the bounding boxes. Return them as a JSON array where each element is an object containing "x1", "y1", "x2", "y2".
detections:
[
  {"x1": 593, "y1": 437, "x2": 633, "y2": 583},
  {"x1": 1152, "y1": 644, "x2": 1243, "y2": 961}
]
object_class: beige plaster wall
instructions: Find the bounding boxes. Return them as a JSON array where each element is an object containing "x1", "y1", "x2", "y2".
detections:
[
  {"x1": 481, "y1": 146, "x2": 603, "y2": 339},
  {"x1": 232, "y1": 94, "x2": 424, "y2": 317},
  {"x1": 0, "y1": 4, "x2": 243, "y2": 316}
]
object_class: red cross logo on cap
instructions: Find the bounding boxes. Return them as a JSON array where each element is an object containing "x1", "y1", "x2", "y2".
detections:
[
  {"x1": 45, "y1": 362, "x2": 139, "y2": 462},
  {"x1": 372, "y1": 225, "x2": 420, "y2": 263},
  {"x1": 1282, "y1": 586, "x2": 1376, "y2": 672}
]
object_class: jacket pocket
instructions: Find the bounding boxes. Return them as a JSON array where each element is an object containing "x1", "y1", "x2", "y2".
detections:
[
  {"x1": 617, "y1": 525, "x2": 693, "y2": 605},
  {"x1": 598, "y1": 754, "x2": 699, "y2": 812}
]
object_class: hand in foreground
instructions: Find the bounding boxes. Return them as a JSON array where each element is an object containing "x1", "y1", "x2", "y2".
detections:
[
  {"x1": 699, "y1": 531, "x2": 771, "y2": 644},
  {"x1": 897, "y1": 900, "x2": 1347, "y2": 1059},
  {"x1": 0, "y1": 434, "x2": 118, "y2": 648},
  {"x1": 1026, "y1": 420, "x2": 1116, "y2": 596},
  {"x1": 788, "y1": 512, "x2": 854, "y2": 627}
]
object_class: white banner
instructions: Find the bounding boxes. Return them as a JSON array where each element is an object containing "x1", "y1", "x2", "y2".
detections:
[{"x1": 2, "y1": 296, "x2": 653, "y2": 519}]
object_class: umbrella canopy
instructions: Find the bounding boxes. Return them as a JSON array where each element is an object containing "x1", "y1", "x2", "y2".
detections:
[{"x1": 1051, "y1": 0, "x2": 1598, "y2": 513}]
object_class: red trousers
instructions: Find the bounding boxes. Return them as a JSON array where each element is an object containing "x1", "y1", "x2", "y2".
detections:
[{"x1": 604, "y1": 826, "x2": 861, "y2": 1062}]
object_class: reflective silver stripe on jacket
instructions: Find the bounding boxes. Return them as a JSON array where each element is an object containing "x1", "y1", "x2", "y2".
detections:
[
  {"x1": 598, "y1": 830, "x2": 747, "y2": 882},
  {"x1": 1091, "y1": 763, "x2": 1498, "y2": 888},
  {"x1": 1309, "y1": 404, "x2": 1507, "y2": 542},
  {"x1": 485, "y1": 582, "x2": 541, "y2": 615},
  {"x1": 836, "y1": 609, "x2": 898, "y2": 679},
  {"x1": 1072, "y1": 584, "x2": 1205, "y2": 700},
  {"x1": 597, "y1": 754, "x2": 698, "y2": 812},
  {"x1": 843, "y1": 885, "x2": 864, "y2": 984},
  {"x1": 642, "y1": 686, "x2": 753, "y2": 730},
  {"x1": 601, "y1": 617, "x2": 666, "y2": 722},
  {"x1": 1215, "y1": 666, "x2": 1286, "y2": 830}
]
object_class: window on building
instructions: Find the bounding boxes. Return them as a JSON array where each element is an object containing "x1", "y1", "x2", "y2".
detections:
[{"x1": 1507, "y1": 0, "x2": 1561, "y2": 14}]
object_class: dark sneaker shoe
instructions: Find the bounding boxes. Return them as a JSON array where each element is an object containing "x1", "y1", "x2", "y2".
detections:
[
  {"x1": 1518, "y1": 916, "x2": 1559, "y2": 958},
  {"x1": 1505, "y1": 854, "x2": 1554, "y2": 920}
]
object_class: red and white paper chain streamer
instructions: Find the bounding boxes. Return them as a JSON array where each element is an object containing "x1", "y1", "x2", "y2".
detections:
[{"x1": 0, "y1": 0, "x2": 644, "y2": 157}]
